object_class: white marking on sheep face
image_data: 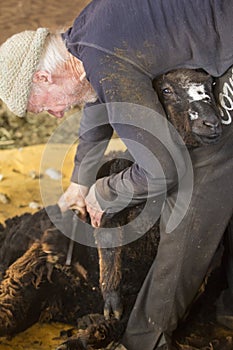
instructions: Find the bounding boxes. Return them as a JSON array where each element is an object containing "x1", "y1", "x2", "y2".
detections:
[{"x1": 187, "y1": 84, "x2": 211, "y2": 102}]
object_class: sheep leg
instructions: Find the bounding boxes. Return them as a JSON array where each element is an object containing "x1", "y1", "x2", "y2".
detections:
[
  {"x1": 98, "y1": 244, "x2": 123, "y2": 320},
  {"x1": 93, "y1": 204, "x2": 145, "y2": 321},
  {"x1": 94, "y1": 156, "x2": 134, "y2": 320},
  {"x1": 94, "y1": 223, "x2": 123, "y2": 320}
]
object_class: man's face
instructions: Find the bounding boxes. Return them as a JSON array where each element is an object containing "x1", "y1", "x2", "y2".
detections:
[{"x1": 27, "y1": 68, "x2": 96, "y2": 118}]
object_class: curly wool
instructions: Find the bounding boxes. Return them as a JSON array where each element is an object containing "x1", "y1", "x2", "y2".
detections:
[{"x1": 0, "y1": 28, "x2": 49, "y2": 117}]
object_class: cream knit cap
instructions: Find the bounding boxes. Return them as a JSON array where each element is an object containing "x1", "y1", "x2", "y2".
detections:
[{"x1": 0, "y1": 28, "x2": 49, "y2": 117}]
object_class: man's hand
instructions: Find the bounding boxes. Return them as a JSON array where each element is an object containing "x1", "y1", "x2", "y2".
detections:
[
  {"x1": 85, "y1": 184, "x2": 104, "y2": 228},
  {"x1": 58, "y1": 182, "x2": 89, "y2": 218}
]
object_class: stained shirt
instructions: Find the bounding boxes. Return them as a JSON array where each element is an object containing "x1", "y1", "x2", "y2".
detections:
[{"x1": 62, "y1": 0, "x2": 233, "y2": 211}]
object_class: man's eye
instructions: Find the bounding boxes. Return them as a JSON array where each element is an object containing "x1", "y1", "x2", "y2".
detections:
[{"x1": 162, "y1": 88, "x2": 172, "y2": 94}]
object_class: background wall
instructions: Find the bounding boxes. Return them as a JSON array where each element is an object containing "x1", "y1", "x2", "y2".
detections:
[{"x1": 0, "y1": 0, "x2": 91, "y2": 45}]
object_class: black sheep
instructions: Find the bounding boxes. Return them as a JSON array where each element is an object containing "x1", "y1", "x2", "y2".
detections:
[{"x1": 95, "y1": 68, "x2": 222, "y2": 322}]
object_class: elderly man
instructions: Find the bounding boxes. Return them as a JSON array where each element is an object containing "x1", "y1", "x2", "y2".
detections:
[{"x1": 1, "y1": 1, "x2": 233, "y2": 349}]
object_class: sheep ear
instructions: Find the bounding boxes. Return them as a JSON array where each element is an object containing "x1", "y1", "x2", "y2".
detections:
[
  {"x1": 32, "y1": 70, "x2": 53, "y2": 83},
  {"x1": 195, "y1": 68, "x2": 211, "y2": 77}
]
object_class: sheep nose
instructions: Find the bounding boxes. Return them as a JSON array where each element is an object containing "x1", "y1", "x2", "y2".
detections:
[{"x1": 203, "y1": 120, "x2": 220, "y2": 130}]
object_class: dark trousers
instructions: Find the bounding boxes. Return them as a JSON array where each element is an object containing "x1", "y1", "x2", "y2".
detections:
[
  {"x1": 122, "y1": 68, "x2": 233, "y2": 349},
  {"x1": 223, "y1": 218, "x2": 233, "y2": 294}
]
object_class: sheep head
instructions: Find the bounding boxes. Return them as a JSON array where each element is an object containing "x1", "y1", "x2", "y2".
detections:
[{"x1": 153, "y1": 69, "x2": 222, "y2": 147}]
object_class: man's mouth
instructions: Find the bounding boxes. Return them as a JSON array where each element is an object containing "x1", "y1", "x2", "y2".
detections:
[
  {"x1": 47, "y1": 110, "x2": 65, "y2": 118},
  {"x1": 193, "y1": 132, "x2": 222, "y2": 144}
]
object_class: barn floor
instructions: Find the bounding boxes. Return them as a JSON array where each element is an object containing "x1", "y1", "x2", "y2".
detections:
[
  {"x1": 0, "y1": 145, "x2": 233, "y2": 350},
  {"x1": 0, "y1": 323, "x2": 72, "y2": 350}
]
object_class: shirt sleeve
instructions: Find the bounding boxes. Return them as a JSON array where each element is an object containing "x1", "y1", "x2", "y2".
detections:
[{"x1": 71, "y1": 100, "x2": 113, "y2": 186}]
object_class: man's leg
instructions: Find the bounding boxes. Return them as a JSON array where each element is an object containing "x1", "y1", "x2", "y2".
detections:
[
  {"x1": 216, "y1": 216, "x2": 233, "y2": 329},
  {"x1": 122, "y1": 127, "x2": 233, "y2": 350},
  {"x1": 225, "y1": 219, "x2": 233, "y2": 294}
]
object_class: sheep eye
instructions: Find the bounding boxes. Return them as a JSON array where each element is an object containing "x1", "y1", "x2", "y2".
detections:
[{"x1": 162, "y1": 87, "x2": 172, "y2": 95}]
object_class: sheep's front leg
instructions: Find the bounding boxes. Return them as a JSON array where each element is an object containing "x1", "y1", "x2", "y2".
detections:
[
  {"x1": 98, "y1": 244, "x2": 123, "y2": 320},
  {"x1": 94, "y1": 225, "x2": 123, "y2": 320}
]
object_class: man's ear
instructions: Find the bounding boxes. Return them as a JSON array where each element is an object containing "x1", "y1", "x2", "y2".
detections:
[{"x1": 32, "y1": 70, "x2": 53, "y2": 83}]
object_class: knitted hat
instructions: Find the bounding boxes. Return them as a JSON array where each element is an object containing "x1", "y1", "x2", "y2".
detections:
[{"x1": 0, "y1": 28, "x2": 49, "y2": 117}]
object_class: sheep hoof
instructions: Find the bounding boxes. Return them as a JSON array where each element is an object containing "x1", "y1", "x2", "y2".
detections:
[
  {"x1": 56, "y1": 338, "x2": 86, "y2": 350},
  {"x1": 56, "y1": 345, "x2": 67, "y2": 350},
  {"x1": 104, "y1": 291, "x2": 123, "y2": 320}
]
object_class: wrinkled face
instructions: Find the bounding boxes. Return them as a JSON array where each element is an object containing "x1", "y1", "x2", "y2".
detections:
[
  {"x1": 27, "y1": 66, "x2": 97, "y2": 118},
  {"x1": 153, "y1": 69, "x2": 222, "y2": 146}
]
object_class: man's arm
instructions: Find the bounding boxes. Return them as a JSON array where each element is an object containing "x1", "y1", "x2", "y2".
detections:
[
  {"x1": 71, "y1": 100, "x2": 113, "y2": 186},
  {"x1": 82, "y1": 49, "x2": 187, "y2": 217},
  {"x1": 59, "y1": 49, "x2": 187, "y2": 220},
  {"x1": 58, "y1": 100, "x2": 113, "y2": 213}
]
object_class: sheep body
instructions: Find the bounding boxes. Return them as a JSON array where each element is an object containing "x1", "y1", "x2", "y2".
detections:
[{"x1": 96, "y1": 68, "x2": 223, "y2": 320}]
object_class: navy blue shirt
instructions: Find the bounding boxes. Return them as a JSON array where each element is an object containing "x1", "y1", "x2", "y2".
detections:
[{"x1": 62, "y1": 0, "x2": 233, "y2": 210}]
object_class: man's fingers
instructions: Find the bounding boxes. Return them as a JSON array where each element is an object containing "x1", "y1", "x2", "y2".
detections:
[
  {"x1": 58, "y1": 199, "x2": 86, "y2": 216},
  {"x1": 58, "y1": 195, "x2": 69, "y2": 212},
  {"x1": 90, "y1": 212, "x2": 100, "y2": 227},
  {"x1": 69, "y1": 205, "x2": 86, "y2": 218},
  {"x1": 91, "y1": 221, "x2": 99, "y2": 228},
  {"x1": 84, "y1": 184, "x2": 104, "y2": 227},
  {"x1": 57, "y1": 183, "x2": 89, "y2": 213},
  {"x1": 86, "y1": 205, "x2": 102, "y2": 227}
]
